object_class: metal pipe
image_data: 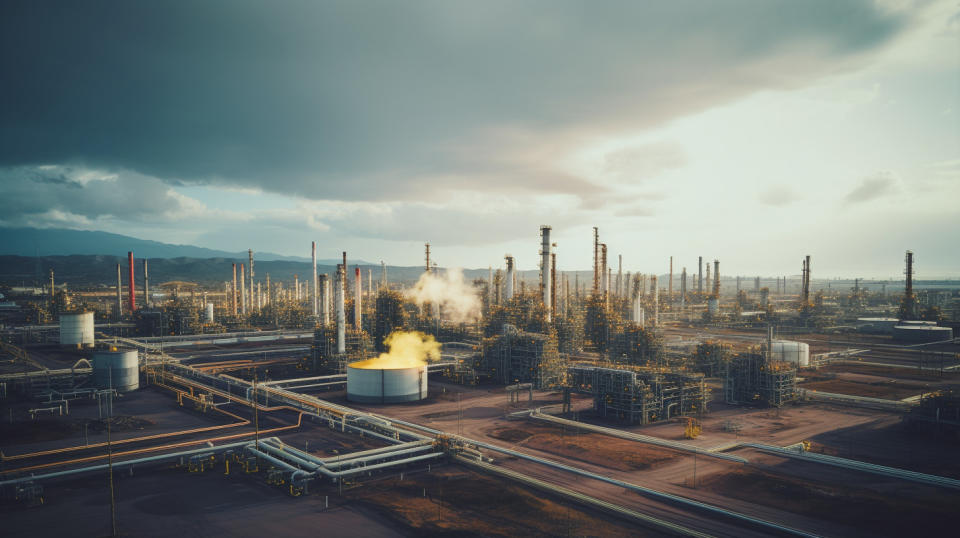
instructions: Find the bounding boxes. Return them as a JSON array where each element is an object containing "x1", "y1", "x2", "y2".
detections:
[{"x1": 0, "y1": 440, "x2": 255, "y2": 487}]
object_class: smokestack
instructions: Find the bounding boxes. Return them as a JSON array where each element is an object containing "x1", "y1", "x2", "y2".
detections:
[
  {"x1": 143, "y1": 259, "x2": 149, "y2": 308},
  {"x1": 705, "y1": 264, "x2": 711, "y2": 294},
  {"x1": 651, "y1": 275, "x2": 659, "y2": 326},
  {"x1": 240, "y1": 263, "x2": 246, "y2": 315},
  {"x1": 127, "y1": 251, "x2": 136, "y2": 312},
  {"x1": 336, "y1": 265, "x2": 345, "y2": 354},
  {"x1": 698, "y1": 256, "x2": 703, "y2": 295},
  {"x1": 600, "y1": 244, "x2": 608, "y2": 299},
  {"x1": 905, "y1": 251, "x2": 914, "y2": 299},
  {"x1": 231, "y1": 264, "x2": 237, "y2": 315},
  {"x1": 540, "y1": 226, "x2": 552, "y2": 321},
  {"x1": 713, "y1": 259, "x2": 720, "y2": 298},
  {"x1": 311, "y1": 242, "x2": 318, "y2": 317},
  {"x1": 248, "y1": 249, "x2": 255, "y2": 312},
  {"x1": 116, "y1": 263, "x2": 122, "y2": 319},
  {"x1": 801, "y1": 255, "x2": 811, "y2": 305},
  {"x1": 592, "y1": 227, "x2": 599, "y2": 293},
  {"x1": 668, "y1": 256, "x2": 673, "y2": 303},
  {"x1": 354, "y1": 266, "x2": 362, "y2": 329},
  {"x1": 504, "y1": 255, "x2": 515, "y2": 301},
  {"x1": 381, "y1": 261, "x2": 387, "y2": 290},
  {"x1": 550, "y1": 252, "x2": 557, "y2": 319},
  {"x1": 681, "y1": 267, "x2": 687, "y2": 307}
]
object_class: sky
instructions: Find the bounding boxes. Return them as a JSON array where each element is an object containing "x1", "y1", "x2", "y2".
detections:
[{"x1": 1, "y1": 1, "x2": 957, "y2": 279}]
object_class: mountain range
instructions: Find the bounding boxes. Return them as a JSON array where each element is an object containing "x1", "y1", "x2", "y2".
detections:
[{"x1": 0, "y1": 227, "x2": 362, "y2": 264}]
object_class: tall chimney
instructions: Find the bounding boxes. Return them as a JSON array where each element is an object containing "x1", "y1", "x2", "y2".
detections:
[
  {"x1": 904, "y1": 250, "x2": 914, "y2": 304},
  {"x1": 592, "y1": 227, "x2": 600, "y2": 293},
  {"x1": 354, "y1": 266, "x2": 362, "y2": 329},
  {"x1": 116, "y1": 263, "x2": 123, "y2": 318},
  {"x1": 311, "y1": 242, "x2": 318, "y2": 317},
  {"x1": 239, "y1": 263, "x2": 246, "y2": 315},
  {"x1": 698, "y1": 256, "x2": 703, "y2": 295},
  {"x1": 425, "y1": 243, "x2": 431, "y2": 274},
  {"x1": 681, "y1": 267, "x2": 687, "y2": 307},
  {"x1": 713, "y1": 259, "x2": 720, "y2": 298},
  {"x1": 550, "y1": 252, "x2": 557, "y2": 319},
  {"x1": 248, "y1": 249, "x2": 255, "y2": 312},
  {"x1": 540, "y1": 226, "x2": 552, "y2": 321},
  {"x1": 504, "y1": 255, "x2": 515, "y2": 301},
  {"x1": 231, "y1": 263, "x2": 238, "y2": 315},
  {"x1": 143, "y1": 259, "x2": 149, "y2": 308},
  {"x1": 336, "y1": 265, "x2": 345, "y2": 354},
  {"x1": 127, "y1": 251, "x2": 136, "y2": 312},
  {"x1": 600, "y1": 244, "x2": 608, "y2": 298},
  {"x1": 651, "y1": 275, "x2": 659, "y2": 326},
  {"x1": 668, "y1": 256, "x2": 673, "y2": 303}
]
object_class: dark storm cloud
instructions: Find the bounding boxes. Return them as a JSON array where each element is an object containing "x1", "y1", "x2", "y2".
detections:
[{"x1": 0, "y1": 1, "x2": 910, "y2": 201}]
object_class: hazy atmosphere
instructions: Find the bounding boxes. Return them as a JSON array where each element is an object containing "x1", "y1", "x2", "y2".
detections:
[{"x1": 1, "y1": 1, "x2": 957, "y2": 278}]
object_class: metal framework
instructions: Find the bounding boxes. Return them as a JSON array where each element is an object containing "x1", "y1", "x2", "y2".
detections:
[{"x1": 567, "y1": 364, "x2": 706, "y2": 424}]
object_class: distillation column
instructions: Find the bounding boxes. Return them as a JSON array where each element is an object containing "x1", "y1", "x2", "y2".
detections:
[{"x1": 540, "y1": 226, "x2": 552, "y2": 322}]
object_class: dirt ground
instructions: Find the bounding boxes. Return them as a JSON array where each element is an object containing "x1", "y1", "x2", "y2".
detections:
[
  {"x1": 343, "y1": 465, "x2": 657, "y2": 537},
  {"x1": 0, "y1": 459, "x2": 656, "y2": 538},
  {"x1": 488, "y1": 422, "x2": 680, "y2": 472},
  {"x1": 697, "y1": 466, "x2": 960, "y2": 537},
  {"x1": 821, "y1": 363, "x2": 960, "y2": 383},
  {"x1": 798, "y1": 379, "x2": 920, "y2": 400}
]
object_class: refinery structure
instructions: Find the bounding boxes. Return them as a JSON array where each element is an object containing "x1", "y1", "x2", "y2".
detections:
[{"x1": 1, "y1": 227, "x2": 959, "y2": 537}]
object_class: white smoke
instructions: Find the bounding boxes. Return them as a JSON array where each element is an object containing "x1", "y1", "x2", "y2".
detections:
[{"x1": 406, "y1": 268, "x2": 481, "y2": 323}]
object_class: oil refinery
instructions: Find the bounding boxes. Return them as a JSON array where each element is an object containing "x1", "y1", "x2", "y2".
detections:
[
  {"x1": 1, "y1": 229, "x2": 958, "y2": 537},
  {"x1": 2, "y1": 1, "x2": 958, "y2": 536}
]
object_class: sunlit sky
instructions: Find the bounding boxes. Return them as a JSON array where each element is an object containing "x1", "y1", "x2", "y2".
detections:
[{"x1": 1, "y1": 1, "x2": 957, "y2": 278}]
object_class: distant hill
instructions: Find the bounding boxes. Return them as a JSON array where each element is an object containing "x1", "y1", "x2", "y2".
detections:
[
  {"x1": 0, "y1": 227, "x2": 358, "y2": 263},
  {"x1": 0, "y1": 254, "x2": 554, "y2": 288}
]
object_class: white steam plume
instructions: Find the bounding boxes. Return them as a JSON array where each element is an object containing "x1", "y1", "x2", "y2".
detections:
[{"x1": 406, "y1": 268, "x2": 480, "y2": 323}]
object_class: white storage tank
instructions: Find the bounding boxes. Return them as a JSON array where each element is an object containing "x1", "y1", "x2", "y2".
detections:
[
  {"x1": 205, "y1": 302, "x2": 215, "y2": 323},
  {"x1": 93, "y1": 349, "x2": 140, "y2": 392},
  {"x1": 60, "y1": 311, "x2": 95, "y2": 348},
  {"x1": 346, "y1": 361, "x2": 427, "y2": 403},
  {"x1": 707, "y1": 298, "x2": 719, "y2": 316},
  {"x1": 769, "y1": 340, "x2": 810, "y2": 368}
]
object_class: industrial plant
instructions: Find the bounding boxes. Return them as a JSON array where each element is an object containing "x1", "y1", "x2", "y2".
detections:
[{"x1": 1, "y1": 227, "x2": 958, "y2": 537}]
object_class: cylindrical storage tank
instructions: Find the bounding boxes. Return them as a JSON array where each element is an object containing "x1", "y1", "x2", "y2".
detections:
[
  {"x1": 893, "y1": 325, "x2": 953, "y2": 344},
  {"x1": 707, "y1": 298, "x2": 719, "y2": 316},
  {"x1": 60, "y1": 311, "x2": 95, "y2": 348},
  {"x1": 346, "y1": 363, "x2": 427, "y2": 403},
  {"x1": 93, "y1": 349, "x2": 140, "y2": 392},
  {"x1": 769, "y1": 340, "x2": 809, "y2": 367},
  {"x1": 205, "y1": 302, "x2": 215, "y2": 323}
]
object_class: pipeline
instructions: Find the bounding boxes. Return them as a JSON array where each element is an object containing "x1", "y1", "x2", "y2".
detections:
[{"x1": 1, "y1": 413, "x2": 304, "y2": 475}]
